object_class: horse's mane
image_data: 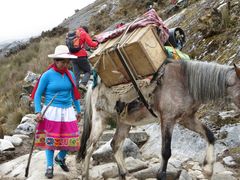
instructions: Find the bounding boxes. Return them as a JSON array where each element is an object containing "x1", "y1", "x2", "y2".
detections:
[{"x1": 181, "y1": 60, "x2": 232, "y2": 102}]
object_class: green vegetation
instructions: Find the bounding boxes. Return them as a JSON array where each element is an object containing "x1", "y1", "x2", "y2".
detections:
[
  {"x1": 225, "y1": 147, "x2": 240, "y2": 168},
  {"x1": 0, "y1": 36, "x2": 65, "y2": 134}
]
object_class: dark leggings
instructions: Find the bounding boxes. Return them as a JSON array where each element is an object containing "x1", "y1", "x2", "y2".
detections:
[{"x1": 71, "y1": 57, "x2": 91, "y2": 86}]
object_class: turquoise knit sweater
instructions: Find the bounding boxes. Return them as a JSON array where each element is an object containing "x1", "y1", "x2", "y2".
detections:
[{"x1": 34, "y1": 69, "x2": 81, "y2": 113}]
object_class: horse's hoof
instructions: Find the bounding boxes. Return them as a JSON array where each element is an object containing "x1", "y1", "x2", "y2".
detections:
[
  {"x1": 119, "y1": 172, "x2": 127, "y2": 180},
  {"x1": 120, "y1": 176, "x2": 126, "y2": 180},
  {"x1": 157, "y1": 171, "x2": 167, "y2": 180},
  {"x1": 75, "y1": 158, "x2": 82, "y2": 164},
  {"x1": 203, "y1": 164, "x2": 213, "y2": 177},
  {"x1": 81, "y1": 174, "x2": 90, "y2": 180}
]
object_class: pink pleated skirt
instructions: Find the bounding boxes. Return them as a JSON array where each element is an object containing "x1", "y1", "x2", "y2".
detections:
[{"x1": 35, "y1": 106, "x2": 80, "y2": 151}]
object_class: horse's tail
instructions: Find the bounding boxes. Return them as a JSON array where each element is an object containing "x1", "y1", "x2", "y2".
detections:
[{"x1": 76, "y1": 87, "x2": 93, "y2": 161}]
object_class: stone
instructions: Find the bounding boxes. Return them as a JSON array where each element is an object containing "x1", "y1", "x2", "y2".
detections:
[
  {"x1": 14, "y1": 114, "x2": 37, "y2": 135},
  {"x1": 24, "y1": 71, "x2": 39, "y2": 83},
  {"x1": 92, "y1": 138, "x2": 140, "y2": 163},
  {"x1": 132, "y1": 162, "x2": 180, "y2": 179},
  {"x1": 148, "y1": 157, "x2": 160, "y2": 164},
  {"x1": 219, "y1": 124, "x2": 240, "y2": 148},
  {"x1": 3, "y1": 135, "x2": 22, "y2": 147},
  {"x1": 0, "y1": 151, "x2": 79, "y2": 179},
  {"x1": 179, "y1": 169, "x2": 192, "y2": 180},
  {"x1": 128, "y1": 130, "x2": 149, "y2": 145},
  {"x1": 12, "y1": 134, "x2": 30, "y2": 140},
  {"x1": 20, "y1": 114, "x2": 37, "y2": 124},
  {"x1": 89, "y1": 162, "x2": 117, "y2": 179},
  {"x1": 0, "y1": 139, "x2": 15, "y2": 152},
  {"x1": 188, "y1": 169, "x2": 203, "y2": 178},
  {"x1": 218, "y1": 110, "x2": 240, "y2": 120},
  {"x1": 169, "y1": 158, "x2": 182, "y2": 169},
  {"x1": 213, "y1": 162, "x2": 227, "y2": 174},
  {"x1": 191, "y1": 163, "x2": 202, "y2": 171},
  {"x1": 19, "y1": 93, "x2": 32, "y2": 109},
  {"x1": 211, "y1": 174, "x2": 237, "y2": 180},
  {"x1": 0, "y1": 150, "x2": 16, "y2": 162},
  {"x1": 223, "y1": 156, "x2": 237, "y2": 167},
  {"x1": 102, "y1": 157, "x2": 148, "y2": 178},
  {"x1": 141, "y1": 124, "x2": 207, "y2": 162},
  {"x1": 15, "y1": 122, "x2": 36, "y2": 135},
  {"x1": 100, "y1": 129, "x2": 149, "y2": 145},
  {"x1": 100, "y1": 130, "x2": 114, "y2": 142},
  {"x1": 132, "y1": 163, "x2": 160, "y2": 179}
]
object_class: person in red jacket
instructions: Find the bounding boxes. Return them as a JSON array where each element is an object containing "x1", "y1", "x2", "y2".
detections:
[{"x1": 71, "y1": 26, "x2": 98, "y2": 91}]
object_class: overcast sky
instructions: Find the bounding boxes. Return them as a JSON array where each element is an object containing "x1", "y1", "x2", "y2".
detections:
[{"x1": 0, "y1": 0, "x2": 95, "y2": 43}]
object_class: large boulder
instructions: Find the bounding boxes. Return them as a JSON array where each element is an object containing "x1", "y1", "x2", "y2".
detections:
[
  {"x1": 92, "y1": 138, "x2": 141, "y2": 163},
  {"x1": 140, "y1": 123, "x2": 232, "y2": 162}
]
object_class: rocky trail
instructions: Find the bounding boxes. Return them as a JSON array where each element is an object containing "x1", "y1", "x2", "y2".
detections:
[{"x1": 0, "y1": 113, "x2": 239, "y2": 179}]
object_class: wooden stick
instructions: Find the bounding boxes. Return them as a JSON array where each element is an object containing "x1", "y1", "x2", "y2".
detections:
[{"x1": 25, "y1": 93, "x2": 58, "y2": 177}]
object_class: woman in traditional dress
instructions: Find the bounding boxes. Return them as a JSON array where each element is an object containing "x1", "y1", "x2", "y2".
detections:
[{"x1": 31, "y1": 45, "x2": 81, "y2": 178}]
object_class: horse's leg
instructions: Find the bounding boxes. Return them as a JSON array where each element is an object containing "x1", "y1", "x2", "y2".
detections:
[
  {"x1": 83, "y1": 112, "x2": 106, "y2": 180},
  {"x1": 180, "y1": 114, "x2": 215, "y2": 177},
  {"x1": 110, "y1": 122, "x2": 131, "y2": 180},
  {"x1": 157, "y1": 115, "x2": 176, "y2": 180}
]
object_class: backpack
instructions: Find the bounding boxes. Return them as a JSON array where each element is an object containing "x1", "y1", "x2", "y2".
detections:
[{"x1": 66, "y1": 29, "x2": 83, "y2": 53}]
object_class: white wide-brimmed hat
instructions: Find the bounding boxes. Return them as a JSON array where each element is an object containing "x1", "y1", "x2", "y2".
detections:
[{"x1": 48, "y1": 45, "x2": 77, "y2": 59}]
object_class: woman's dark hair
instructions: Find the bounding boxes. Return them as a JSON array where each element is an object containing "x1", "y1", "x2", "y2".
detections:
[
  {"x1": 54, "y1": 58, "x2": 69, "y2": 61},
  {"x1": 82, "y1": 26, "x2": 89, "y2": 33},
  {"x1": 54, "y1": 58, "x2": 64, "y2": 61}
]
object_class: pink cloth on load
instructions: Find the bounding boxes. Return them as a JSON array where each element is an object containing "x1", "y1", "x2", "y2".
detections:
[{"x1": 94, "y1": 9, "x2": 169, "y2": 44}]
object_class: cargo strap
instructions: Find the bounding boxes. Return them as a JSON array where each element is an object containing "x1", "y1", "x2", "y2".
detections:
[
  {"x1": 114, "y1": 45, "x2": 158, "y2": 118},
  {"x1": 151, "y1": 58, "x2": 172, "y2": 84}
]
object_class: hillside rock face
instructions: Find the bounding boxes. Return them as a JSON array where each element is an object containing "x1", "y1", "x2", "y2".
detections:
[
  {"x1": 59, "y1": 0, "x2": 106, "y2": 31},
  {"x1": 0, "y1": 40, "x2": 28, "y2": 58},
  {"x1": 58, "y1": 0, "x2": 240, "y2": 63}
]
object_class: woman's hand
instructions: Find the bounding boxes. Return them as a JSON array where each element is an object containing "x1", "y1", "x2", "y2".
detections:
[
  {"x1": 35, "y1": 113, "x2": 43, "y2": 122},
  {"x1": 76, "y1": 113, "x2": 81, "y2": 122}
]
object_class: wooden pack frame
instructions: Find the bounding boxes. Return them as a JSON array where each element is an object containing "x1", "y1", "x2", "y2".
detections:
[{"x1": 89, "y1": 25, "x2": 167, "y2": 87}]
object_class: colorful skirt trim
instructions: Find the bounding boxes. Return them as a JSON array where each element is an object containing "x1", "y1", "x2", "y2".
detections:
[{"x1": 35, "y1": 106, "x2": 80, "y2": 151}]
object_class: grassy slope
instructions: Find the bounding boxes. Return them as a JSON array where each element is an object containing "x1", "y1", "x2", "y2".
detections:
[{"x1": 0, "y1": 36, "x2": 65, "y2": 134}]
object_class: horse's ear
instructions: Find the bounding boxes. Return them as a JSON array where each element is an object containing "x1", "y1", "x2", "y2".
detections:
[{"x1": 233, "y1": 63, "x2": 240, "y2": 79}]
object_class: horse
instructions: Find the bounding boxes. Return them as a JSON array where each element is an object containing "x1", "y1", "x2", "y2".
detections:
[{"x1": 76, "y1": 58, "x2": 240, "y2": 179}]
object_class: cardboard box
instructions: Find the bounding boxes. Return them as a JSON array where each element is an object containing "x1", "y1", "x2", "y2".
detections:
[{"x1": 89, "y1": 25, "x2": 167, "y2": 87}]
